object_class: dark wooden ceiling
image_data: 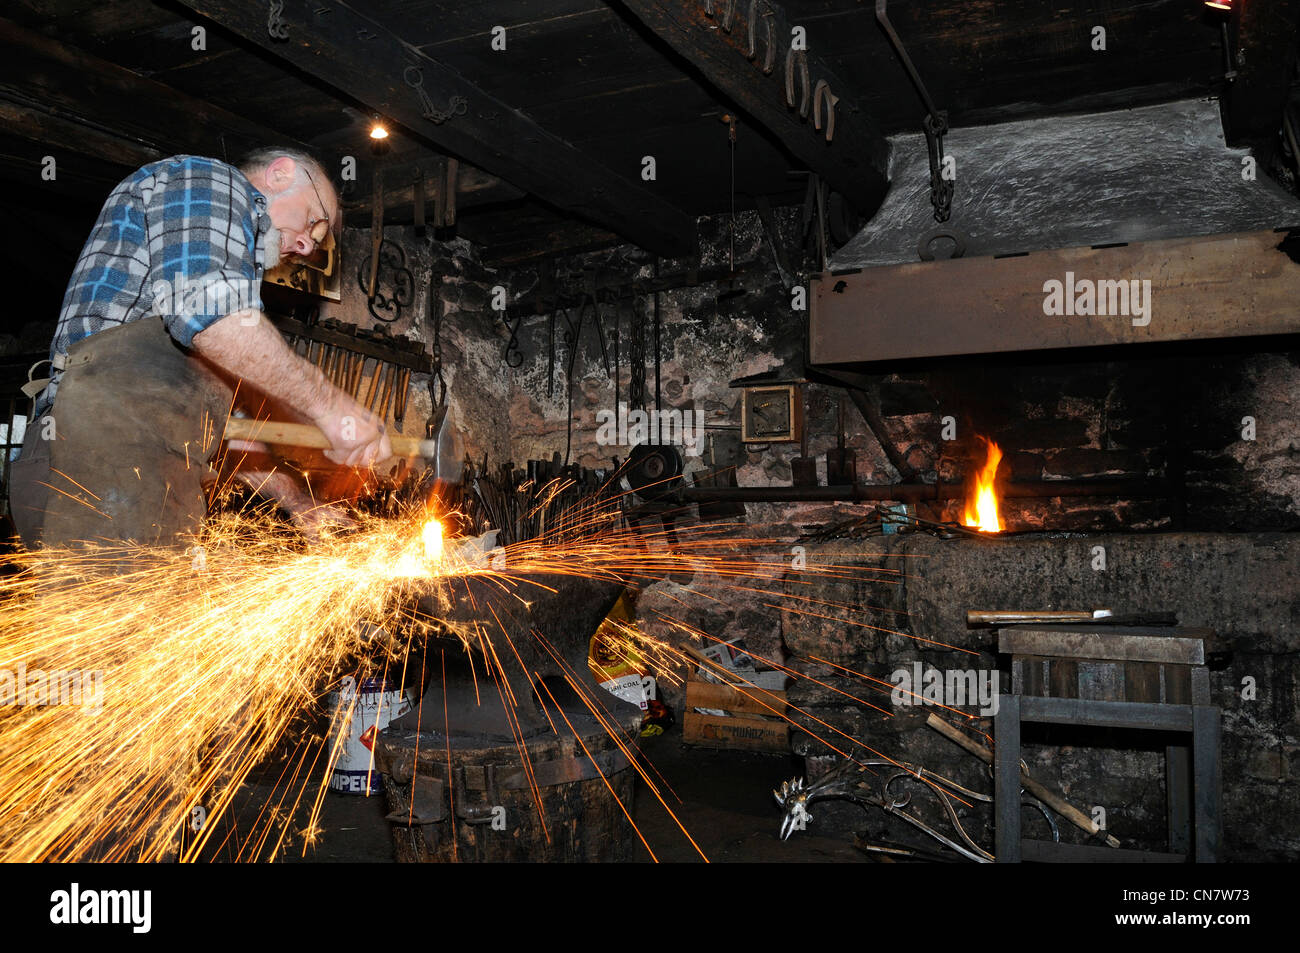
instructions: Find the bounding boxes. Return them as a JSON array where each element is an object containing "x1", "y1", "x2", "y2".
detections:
[{"x1": 0, "y1": 0, "x2": 1270, "y2": 307}]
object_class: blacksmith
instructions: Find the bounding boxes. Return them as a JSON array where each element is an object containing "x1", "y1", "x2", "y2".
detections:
[{"x1": 10, "y1": 149, "x2": 390, "y2": 549}]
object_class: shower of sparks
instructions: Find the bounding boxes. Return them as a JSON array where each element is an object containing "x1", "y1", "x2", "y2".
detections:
[{"x1": 0, "y1": 482, "x2": 970, "y2": 863}]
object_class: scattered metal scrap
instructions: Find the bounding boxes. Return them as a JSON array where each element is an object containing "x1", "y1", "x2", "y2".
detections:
[
  {"x1": 774, "y1": 711, "x2": 1124, "y2": 860},
  {"x1": 773, "y1": 756, "x2": 1001, "y2": 862},
  {"x1": 799, "y1": 504, "x2": 982, "y2": 542}
]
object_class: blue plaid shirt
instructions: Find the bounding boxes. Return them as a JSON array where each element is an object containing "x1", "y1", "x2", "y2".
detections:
[{"x1": 39, "y1": 156, "x2": 272, "y2": 415}]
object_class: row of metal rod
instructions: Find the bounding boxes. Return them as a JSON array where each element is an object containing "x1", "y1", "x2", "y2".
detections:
[{"x1": 294, "y1": 338, "x2": 413, "y2": 427}]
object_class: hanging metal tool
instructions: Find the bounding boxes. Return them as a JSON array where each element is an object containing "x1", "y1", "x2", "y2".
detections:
[
  {"x1": 612, "y1": 303, "x2": 621, "y2": 415},
  {"x1": 727, "y1": 114, "x2": 737, "y2": 273},
  {"x1": 428, "y1": 260, "x2": 447, "y2": 412},
  {"x1": 826, "y1": 395, "x2": 856, "y2": 486},
  {"x1": 367, "y1": 167, "x2": 384, "y2": 298},
  {"x1": 413, "y1": 169, "x2": 426, "y2": 236},
  {"x1": 800, "y1": 173, "x2": 831, "y2": 272},
  {"x1": 404, "y1": 66, "x2": 468, "y2": 125},
  {"x1": 753, "y1": 195, "x2": 794, "y2": 291},
  {"x1": 717, "y1": 114, "x2": 746, "y2": 301},
  {"x1": 652, "y1": 258, "x2": 662, "y2": 414},
  {"x1": 546, "y1": 309, "x2": 556, "y2": 399},
  {"x1": 627, "y1": 295, "x2": 646, "y2": 410},
  {"x1": 875, "y1": 0, "x2": 954, "y2": 223},
  {"x1": 536, "y1": 261, "x2": 557, "y2": 399},
  {"x1": 561, "y1": 305, "x2": 583, "y2": 467},
  {"x1": 357, "y1": 238, "x2": 415, "y2": 324},
  {"x1": 435, "y1": 156, "x2": 459, "y2": 229},
  {"x1": 582, "y1": 270, "x2": 611, "y2": 378},
  {"x1": 502, "y1": 305, "x2": 524, "y2": 368}
]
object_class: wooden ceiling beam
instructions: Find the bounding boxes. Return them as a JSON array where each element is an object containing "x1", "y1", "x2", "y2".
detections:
[
  {"x1": 176, "y1": 0, "x2": 698, "y2": 257},
  {"x1": 0, "y1": 16, "x2": 309, "y2": 164},
  {"x1": 614, "y1": 0, "x2": 890, "y2": 219}
]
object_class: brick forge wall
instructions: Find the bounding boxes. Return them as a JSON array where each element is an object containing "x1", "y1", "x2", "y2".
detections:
[{"x1": 494, "y1": 225, "x2": 1300, "y2": 540}]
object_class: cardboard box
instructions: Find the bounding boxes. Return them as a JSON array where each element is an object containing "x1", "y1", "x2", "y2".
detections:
[{"x1": 682, "y1": 679, "x2": 789, "y2": 752}]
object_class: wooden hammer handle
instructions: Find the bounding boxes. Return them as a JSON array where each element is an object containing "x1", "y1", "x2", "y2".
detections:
[{"x1": 223, "y1": 417, "x2": 434, "y2": 460}]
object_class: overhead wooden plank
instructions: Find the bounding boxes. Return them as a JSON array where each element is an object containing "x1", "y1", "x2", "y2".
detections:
[
  {"x1": 999, "y1": 628, "x2": 1210, "y2": 665},
  {"x1": 614, "y1": 0, "x2": 889, "y2": 218},
  {"x1": 0, "y1": 101, "x2": 160, "y2": 170},
  {"x1": 809, "y1": 230, "x2": 1300, "y2": 365},
  {"x1": 1219, "y1": 0, "x2": 1300, "y2": 146},
  {"x1": 176, "y1": 0, "x2": 697, "y2": 256},
  {"x1": 0, "y1": 16, "x2": 309, "y2": 163}
]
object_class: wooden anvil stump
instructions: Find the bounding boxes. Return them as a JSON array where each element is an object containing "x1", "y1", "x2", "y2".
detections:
[{"x1": 375, "y1": 572, "x2": 645, "y2": 862}]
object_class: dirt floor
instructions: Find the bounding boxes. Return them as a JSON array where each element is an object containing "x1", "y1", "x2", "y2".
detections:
[{"x1": 196, "y1": 733, "x2": 866, "y2": 863}]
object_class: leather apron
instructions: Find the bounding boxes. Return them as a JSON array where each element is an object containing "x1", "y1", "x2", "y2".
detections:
[{"x1": 10, "y1": 317, "x2": 232, "y2": 551}]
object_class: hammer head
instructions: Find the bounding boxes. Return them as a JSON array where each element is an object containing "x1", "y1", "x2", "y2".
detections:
[{"x1": 418, "y1": 404, "x2": 464, "y2": 488}]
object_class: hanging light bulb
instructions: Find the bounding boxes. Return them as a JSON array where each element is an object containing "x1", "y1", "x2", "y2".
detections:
[{"x1": 369, "y1": 117, "x2": 390, "y2": 156}]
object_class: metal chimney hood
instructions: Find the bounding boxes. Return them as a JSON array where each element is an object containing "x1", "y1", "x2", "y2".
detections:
[{"x1": 812, "y1": 99, "x2": 1300, "y2": 365}]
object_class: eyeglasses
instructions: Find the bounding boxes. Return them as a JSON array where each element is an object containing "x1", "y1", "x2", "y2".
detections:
[{"x1": 302, "y1": 168, "x2": 331, "y2": 244}]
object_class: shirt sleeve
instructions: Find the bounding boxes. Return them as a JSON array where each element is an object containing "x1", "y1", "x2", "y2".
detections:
[{"x1": 141, "y1": 157, "x2": 265, "y2": 348}]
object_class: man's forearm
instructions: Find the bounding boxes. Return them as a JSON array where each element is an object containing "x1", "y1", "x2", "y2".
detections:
[
  {"x1": 191, "y1": 311, "x2": 337, "y2": 420},
  {"x1": 194, "y1": 310, "x2": 393, "y2": 468}
]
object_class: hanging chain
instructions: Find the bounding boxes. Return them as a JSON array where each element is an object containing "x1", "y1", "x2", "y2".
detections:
[
  {"x1": 429, "y1": 261, "x2": 447, "y2": 411},
  {"x1": 404, "y1": 67, "x2": 468, "y2": 124},
  {"x1": 728, "y1": 116, "x2": 737, "y2": 272},
  {"x1": 267, "y1": 0, "x2": 288, "y2": 40},
  {"x1": 924, "y1": 111, "x2": 953, "y2": 222},
  {"x1": 627, "y1": 297, "x2": 647, "y2": 411}
]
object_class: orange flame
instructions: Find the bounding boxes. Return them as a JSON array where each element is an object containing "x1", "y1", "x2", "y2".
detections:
[{"x1": 963, "y1": 437, "x2": 1003, "y2": 532}]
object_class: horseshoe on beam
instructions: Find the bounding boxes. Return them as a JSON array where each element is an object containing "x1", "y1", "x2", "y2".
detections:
[
  {"x1": 785, "y1": 48, "x2": 810, "y2": 118},
  {"x1": 748, "y1": 1, "x2": 777, "y2": 74},
  {"x1": 813, "y1": 79, "x2": 840, "y2": 142}
]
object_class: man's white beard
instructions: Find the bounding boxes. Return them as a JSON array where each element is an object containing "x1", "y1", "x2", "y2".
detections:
[{"x1": 262, "y1": 233, "x2": 282, "y2": 270}]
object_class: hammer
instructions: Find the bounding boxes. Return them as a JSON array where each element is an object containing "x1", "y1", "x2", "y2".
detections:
[{"x1": 223, "y1": 417, "x2": 463, "y2": 482}]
